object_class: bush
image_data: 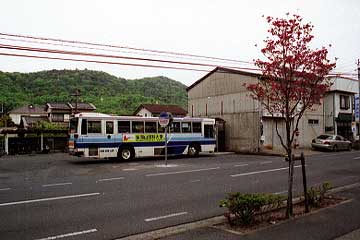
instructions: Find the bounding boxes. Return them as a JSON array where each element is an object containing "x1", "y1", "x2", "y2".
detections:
[
  {"x1": 220, "y1": 193, "x2": 285, "y2": 226},
  {"x1": 307, "y1": 182, "x2": 331, "y2": 208}
]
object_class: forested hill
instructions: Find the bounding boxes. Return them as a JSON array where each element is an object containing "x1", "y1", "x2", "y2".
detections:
[{"x1": 0, "y1": 69, "x2": 188, "y2": 115}]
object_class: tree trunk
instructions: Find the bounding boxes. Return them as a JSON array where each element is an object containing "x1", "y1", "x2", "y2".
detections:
[{"x1": 286, "y1": 150, "x2": 295, "y2": 218}]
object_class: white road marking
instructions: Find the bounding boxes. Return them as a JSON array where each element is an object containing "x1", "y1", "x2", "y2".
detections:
[
  {"x1": 353, "y1": 156, "x2": 360, "y2": 159},
  {"x1": 42, "y1": 182, "x2": 72, "y2": 187},
  {"x1": 231, "y1": 165, "x2": 302, "y2": 177},
  {"x1": 0, "y1": 188, "x2": 11, "y2": 191},
  {"x1": 234, "y1": 164, "x2": 249, "y2": 167},
  {"x1": 122, "y1": 168, "x2": 137, "y2": 171},
  {"x1": 146, "y1": 167, "x2": 220, "y2": 177},
  {"x1": 35, "y1": 228, "x2": 97, "y2": 240},
  {"x1": 190, "y1": 180, "x2": 201, "y2": 183},
  {"x1": 145, "y1": 211, "x2": 188, "y2": 222},
  {"x1": 260, "y1": 161, "x2": 273, "y2": 165},
  {"x1": 0, "y1": 192, "x2": 100, "y2": 207},
  {"x1": 97, "y1": 177, "x2": 124, "y2": 182}
]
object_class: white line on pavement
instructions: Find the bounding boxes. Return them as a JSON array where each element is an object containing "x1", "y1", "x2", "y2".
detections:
[
  {"x1": 190, "y1": 180, "x2": 201, "y2": 183},
  {"x1": 0, "y1": 188, "x2": 11, "y2": 191},
  {"x1": 231, "y1": 165, "x2": 302, "y2": 177},
  {"x1": 0, "y1": 192, "x2": 100, "y2": 207},
  {"x1": 97, "y1": 177, "x2": 124, "y2": 182},
  {"x1": 146, "y1": 167, "x2": 220, "y2": 177},
  {"x1": 34, "y1": 228, "x2": 97, "y2": 240},
  {"x1": 145, "y1": 212, "x2": 188, "y2": 222},
  {"x1": 260, "y1": 161, "x2": 273, "y2": 165},
  {"x1": 122, "y1": 168, "x2": 137, "y2": 171},
  {"x1": 42, "y1": 182, "x2": 72, "y2": 187},
  {"x1": 353, "y1": 156, "x2": 360, "y2": 159},
  {"x1": 234, "y1": 164, "x2": 249, "y2": 167}
]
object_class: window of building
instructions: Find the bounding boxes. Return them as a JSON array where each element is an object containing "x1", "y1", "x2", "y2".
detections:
[
  {"x1": 182, "y1": 122, "x2": 192, "y2": 133},
  {"x1": 340, "y1": 95, "x2": 350, "y2": 110},
  {"x1": 308, "y1": 119, "x2": 319, "y2": 124},
  {"x1": 106, "y1": 121, "x2": 114, "y2": 134},
  {"x1": 88, "y1": 121, "x2": 102, "y2": 134},
  {"x1": 192, "y1": 122, "x2": 202, "y2": 133},
  {"x1": 145, "y1": 121, "x2": 157, "y2": 133},
  {"x1": 118, "y1": 121, "x2": 130, "y2": 133},
  {"x1": 132, "y1": 121, "x2": 144, "y2": 133},
  {"x1": 52, "y1": 113, "x2": 64, "y2": 122}
]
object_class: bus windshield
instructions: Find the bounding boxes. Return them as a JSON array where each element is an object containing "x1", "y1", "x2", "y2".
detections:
[{"x1": 70, "y1": 118, "x2": 78, "y2": 133}]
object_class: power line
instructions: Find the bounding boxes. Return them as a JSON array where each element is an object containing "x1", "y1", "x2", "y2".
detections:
[
  {"x1": 0, "y1": 32, "x2": 252, "y2": 64},
  {"x1": 0, "y1": 43, "x2": 260, "y2": 72}
]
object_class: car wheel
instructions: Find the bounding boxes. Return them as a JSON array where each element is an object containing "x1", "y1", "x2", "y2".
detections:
[
  {"x1": 188, "y1": 143, "x2": 200, "y2": 157},
  {"x1": 118, "y1": 146, "x2": 134, "y2": 161},
  {"x1": 333, "y1": 145, "x2": 338, "y2": 152}
]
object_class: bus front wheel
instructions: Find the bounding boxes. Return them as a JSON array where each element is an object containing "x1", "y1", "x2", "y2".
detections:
[
  {"x1": 118, "y1": 146, "x2": 134, "y2": 161},
  {"x1": 188, "y1": 143, "x2": 200, "y2": 157}
]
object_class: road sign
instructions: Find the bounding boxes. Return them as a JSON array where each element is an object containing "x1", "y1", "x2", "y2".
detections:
[{"x1": 159, "y1": 112, "x2": 171, "y2": 127}]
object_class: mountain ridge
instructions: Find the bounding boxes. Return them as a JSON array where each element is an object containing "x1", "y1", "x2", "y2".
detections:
[{"x1": 0, "y1": 69, "x2": 188, "y2": 115}]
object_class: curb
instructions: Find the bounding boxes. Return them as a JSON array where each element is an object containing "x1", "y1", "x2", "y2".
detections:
[{"x1": 116, "y1": 182, "x2": 360, "y2": 240}]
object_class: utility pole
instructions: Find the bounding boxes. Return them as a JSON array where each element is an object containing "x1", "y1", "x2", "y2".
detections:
[{"x1": 71, "y1": 89, "x2": 81, "y2": 115}]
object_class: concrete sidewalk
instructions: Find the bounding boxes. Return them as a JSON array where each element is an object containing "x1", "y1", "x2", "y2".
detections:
[{"x1": 157, "y1": 184, "x2": 360, "y2": 240}]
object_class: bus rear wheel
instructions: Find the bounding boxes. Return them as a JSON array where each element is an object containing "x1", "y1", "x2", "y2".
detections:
[
  {"x1": 118, "y1": 146, "x2": 134, "y2": 161},
  {"x1": 188, "y1": 143, "x2": 200, "y2": 157}
]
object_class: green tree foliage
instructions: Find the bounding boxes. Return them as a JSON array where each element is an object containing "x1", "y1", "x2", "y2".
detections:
[{"x1": 0, "y1": 69, "x2": 188, "y2": 115}]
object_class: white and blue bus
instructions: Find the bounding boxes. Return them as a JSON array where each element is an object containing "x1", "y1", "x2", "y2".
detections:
[{"x1": 68, "y1": 112, "x2": 216, "y2": 160}]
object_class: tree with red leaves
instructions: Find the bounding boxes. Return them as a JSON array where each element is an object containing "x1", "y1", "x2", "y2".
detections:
[{"x1": 247, "y1": 14, "x2": 336, "y2": 218}]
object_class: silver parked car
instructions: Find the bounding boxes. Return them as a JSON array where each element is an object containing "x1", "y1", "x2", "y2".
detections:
[{"x1": 311, "y1": 134, "x2": 352, "y2": 151}]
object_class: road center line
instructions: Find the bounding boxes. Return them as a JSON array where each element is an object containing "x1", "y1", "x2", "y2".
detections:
[
  {"x1": 146, "y1": 167, "x2": 220, "y2": 177},
  {"x1": 234, "y1": 164, "x2": 249, "y2": 167},
  {"x1": 145, "y1": 211, "x2": 188, "y2": 222},
  {"x1": 0, "y1": 192, "x2": 100, "y2": 207},
  {"x1": 0, "y1": 188, "x2": 11, "y2": 191},
  {"x1": 260, "y1": 161, "x2": 273, "y2": 165},
  {"x1": 97, "y1": 177, "x2": 124, "y2": 182},
  {"x1": 231, "y1": 165, "x2": 302, "y2": 177},
  {"x1": 42, "y1": 182, "x2": 72, "y2": 187},
  {"x1": 353, "y1": 156, "x2": 360, "y2": 159},
  {"x1": 35, "y1": 228, "x2": 97, "y2": 240}
]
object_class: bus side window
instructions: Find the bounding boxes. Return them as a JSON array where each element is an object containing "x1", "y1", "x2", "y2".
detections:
[
  {"x1": 88, "y1": 121, "x2": 102, "y2": 134},
  {"x1": 132, "y1": 121, "x2": 144, "y2": 133},
  {"x1": 106, "y1": 121, "x2": 114, "y2": 134},
  {"x1": 181, "y1": 122, "x2": 192, "y2": 133},
  {"x1": 145, "y1": 122, "x2": 157, "y2": 133},
  {"x1": 169, "y1": 122, "x2": 181, "y2": 133},
  {"x1": 192, "y1": 122, "x2": 202, "y2": 133},
  {"x1": 158, "y1": 122, "x2": 165, "y2": 133},
  {"x1": 118, "y1": 121, "x2": 130, "y2": 133},
  {"x1": 204, "y1": 125, "x2": 214, "y2": 138},
  {"x1": 81, "y1": 119, "x2": 87, "y2": 135}
]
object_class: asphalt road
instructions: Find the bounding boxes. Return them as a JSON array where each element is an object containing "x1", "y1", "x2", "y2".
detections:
[{"x1": 0, "y1": 151, "x2": 360, "y2": 240}]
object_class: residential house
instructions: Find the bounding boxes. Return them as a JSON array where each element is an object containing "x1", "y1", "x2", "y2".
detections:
[
  {"x1": 133, "y1": 104, "x2": 187, "y2": 117},
  {"x1": 324, "y1": 76, "x2": 358, "y2": 140},
  {"x1": 45, "y1": 102, "x2": 96, "y2": 126},
  {"x1": 9, "y1": 104, "x2": 47, "y2": 125}
]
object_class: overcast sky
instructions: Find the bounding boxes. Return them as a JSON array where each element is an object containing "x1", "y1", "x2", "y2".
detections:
[{"x1": 0, "y1": 0, "x2": 359, "y2": 86}]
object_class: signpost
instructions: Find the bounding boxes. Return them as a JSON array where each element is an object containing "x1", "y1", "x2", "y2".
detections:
[{"x1": 159, "y1": 112, "x2": 172, "y2": 166}]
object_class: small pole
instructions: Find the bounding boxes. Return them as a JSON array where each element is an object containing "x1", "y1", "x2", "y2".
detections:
[
  {"x1": 301, "y1": 152, "x2": 309, "y2": 213},
  {"x1": 165, "y1": 126, "x2": 168, "y2": 166}
]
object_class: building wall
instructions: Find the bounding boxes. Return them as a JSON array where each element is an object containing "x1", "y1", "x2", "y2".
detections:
[
  {"x1": 136, "y1": 108, "x2": 153, "y2": 117},
  {"x1": 188, "y1": 71, "x2": 261, "y2": 152},
  {"x1": 9, "y1": 114, "x2": 21, "y2": 125}
]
